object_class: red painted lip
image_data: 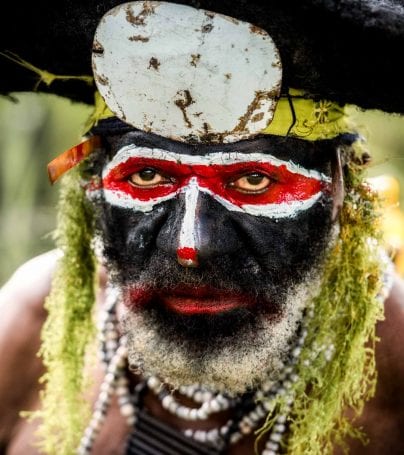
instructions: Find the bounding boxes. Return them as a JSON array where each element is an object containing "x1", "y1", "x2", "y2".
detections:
[
  {"x1": 160, "y1": 295, "x2": 242, "y2": 315},
  {"x1": 124, "y1": 285, "x2": 254, "y2": 315}
]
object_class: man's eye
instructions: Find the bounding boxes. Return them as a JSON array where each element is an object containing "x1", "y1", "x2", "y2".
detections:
[
  {"x1": 229, "y1": 172, "x2": 271, "y2": 193},
  {"x1": 128, "y1": 168, "x2": 172, "y2": 187}
]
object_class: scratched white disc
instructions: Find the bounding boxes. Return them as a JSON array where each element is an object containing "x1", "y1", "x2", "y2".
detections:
[{"x1": 92, "y1": 1, "x2": 282, "y2": 143}]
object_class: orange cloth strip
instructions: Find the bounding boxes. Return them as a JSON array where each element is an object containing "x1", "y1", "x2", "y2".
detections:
[{"x1": 47, "y1": 136, "x2": 101, "y2": 183}]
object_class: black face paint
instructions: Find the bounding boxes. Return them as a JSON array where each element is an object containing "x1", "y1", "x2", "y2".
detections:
[{"x1": 89, "y1": 126, "x2": 345, "y2": 345}]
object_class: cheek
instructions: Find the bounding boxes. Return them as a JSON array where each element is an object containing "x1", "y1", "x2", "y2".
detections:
[
  {"x1": 228, "y1": 197, "x2": 334, "y2": 275},
  {"x1": 96, "y1": 202, "x2": 169, "y2": 269}
]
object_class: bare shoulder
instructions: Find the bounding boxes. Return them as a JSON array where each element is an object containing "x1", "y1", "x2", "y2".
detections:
[
  {"x1": 0, "y1": 250, "x2": 60, "y2": 450},
  {"x1": 348, "y1": 275, "x2": 404, "y2": 454},
  {"x1": 375, "y1": 274, "x2": 404, "y2": 398},
  {"x1": 0, "y1": 249, "x2": 61, "y2": 316},
  {"x1": 0, "y1": 249, "x2": 61, "y2": 363}
]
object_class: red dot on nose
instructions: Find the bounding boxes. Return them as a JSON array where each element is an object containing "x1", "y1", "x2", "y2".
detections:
[{"x1": 177, "y1": 247, "x2": 198, "y2": 267}]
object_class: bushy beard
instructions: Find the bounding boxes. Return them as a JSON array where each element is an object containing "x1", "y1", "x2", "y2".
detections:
[{"x1": 116, "y1": 250, "x2": 327, "y2": 394}]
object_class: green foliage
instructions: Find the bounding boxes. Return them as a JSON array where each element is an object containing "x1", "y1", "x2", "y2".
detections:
[
  {"x1": 33, "y1": 166, "x2": 97, "y2": 454},
  {"x1": 0, "y1": 93, "x2": 91, "y2": 286},
  {"x1": 256, "y1": 149, "x2": 385, "y2": 453}
]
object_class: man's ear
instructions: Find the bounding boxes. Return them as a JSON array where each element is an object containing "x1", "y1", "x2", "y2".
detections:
[{"x1": 331, "y1": 147, "x2": 344, "y2": 222}]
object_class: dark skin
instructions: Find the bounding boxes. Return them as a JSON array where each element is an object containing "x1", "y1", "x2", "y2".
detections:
[{"x1": 0, "y1": 251, "x2": 404, "y2": 454}]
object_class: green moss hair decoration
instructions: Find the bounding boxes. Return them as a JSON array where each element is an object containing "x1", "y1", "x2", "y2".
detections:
[
  {"x1": 34, "y1": 164, "x2": 97, "y2": 454},
  {"x1": 256, "y1": 142, "x2": 386, "y2": 454}
]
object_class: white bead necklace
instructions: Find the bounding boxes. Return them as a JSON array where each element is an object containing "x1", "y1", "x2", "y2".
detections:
[{"x1": 78, "y1": 289, "x2": 136, "y2": 455}]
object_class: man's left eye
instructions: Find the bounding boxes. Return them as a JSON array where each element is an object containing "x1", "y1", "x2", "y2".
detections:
[
  {"x1": 128, "y1": 168, "x2": 173, "y2": 187},
  {"x1": 228, "y1": 172, "x2": 271, "y2": 193}
]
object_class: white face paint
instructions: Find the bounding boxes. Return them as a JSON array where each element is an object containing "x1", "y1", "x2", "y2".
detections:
[
  {"x1": 97, "y1": 145, "x2": 331, "y2": 219},
  {"x1": 92, "y1": 1, "x2": 282, "y2": 143},
  {"x1": 178, "y1": 177, "x2": 200, "y2": 257}
]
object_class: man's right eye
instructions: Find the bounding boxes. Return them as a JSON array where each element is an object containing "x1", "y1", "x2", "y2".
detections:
[{"x1": 128, "y1": 168, "x2": 174, "y2": 187}]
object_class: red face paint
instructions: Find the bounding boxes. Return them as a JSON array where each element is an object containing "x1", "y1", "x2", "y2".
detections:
[{"x1": 102, "y1": 157, "x2": 326, "y2": 207}]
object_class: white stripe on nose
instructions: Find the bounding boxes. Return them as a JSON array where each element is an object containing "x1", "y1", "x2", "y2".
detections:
[{"x1": 177, "y1": 177, "x2": 200, "y2": 267}]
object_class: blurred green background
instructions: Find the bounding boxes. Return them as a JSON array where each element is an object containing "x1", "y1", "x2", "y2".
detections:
[
  {"x1": 1, "y1": 93, "x2": 404, "y2": 285},
  {"x1": 0, "y1": 93, "x2": 92, "y2": 285}
]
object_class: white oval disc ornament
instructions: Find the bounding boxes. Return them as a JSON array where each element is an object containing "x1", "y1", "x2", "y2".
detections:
[{"x1": 92, "y1": 1, "x2": 282, "y2": 143}]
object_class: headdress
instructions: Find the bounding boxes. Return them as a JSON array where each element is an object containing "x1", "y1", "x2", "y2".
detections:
[
  {"x1": 2, "y1": 1, "x2": 404, "y2": 454},
  {"x1": 2, "y1": 0, "x2": 404, "y2": 111}
]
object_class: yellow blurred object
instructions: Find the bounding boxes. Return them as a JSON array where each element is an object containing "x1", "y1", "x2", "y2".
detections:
[{"x1": 367, "y1": 174, "x2": 404, "y2": 275}]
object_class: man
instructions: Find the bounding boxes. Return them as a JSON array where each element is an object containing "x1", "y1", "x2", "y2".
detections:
[{"x1": 1, "y1": 1, "x2": 404, "y2": 454}]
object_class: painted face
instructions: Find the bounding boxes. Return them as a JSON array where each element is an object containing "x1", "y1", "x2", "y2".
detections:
[{"x1": 89, "y1": 126, "x2": 337, "y2": 391}]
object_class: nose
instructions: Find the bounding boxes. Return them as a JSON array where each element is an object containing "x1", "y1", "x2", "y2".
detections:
[{"x1": 156, "y1": 178, "x2": 241, "y2": 267}]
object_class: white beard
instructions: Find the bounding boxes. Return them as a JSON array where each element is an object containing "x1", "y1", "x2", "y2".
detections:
[{"x1": 120, "y1": 269, "x2": 322, "y2": 394}]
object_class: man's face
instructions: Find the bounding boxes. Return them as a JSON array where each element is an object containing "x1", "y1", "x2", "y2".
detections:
[{"x1": 90, "y1": 129, "x2": 336, "y2": 392}]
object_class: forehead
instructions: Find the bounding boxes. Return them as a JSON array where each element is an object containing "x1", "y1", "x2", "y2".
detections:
[{"x1": 97, "y1": 124, "x2": 336, "y2": 172}]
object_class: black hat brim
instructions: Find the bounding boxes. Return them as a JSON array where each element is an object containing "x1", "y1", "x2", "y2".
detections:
[{"x1": 1, "y1": 0, "x2": 404, "y2": 113}]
